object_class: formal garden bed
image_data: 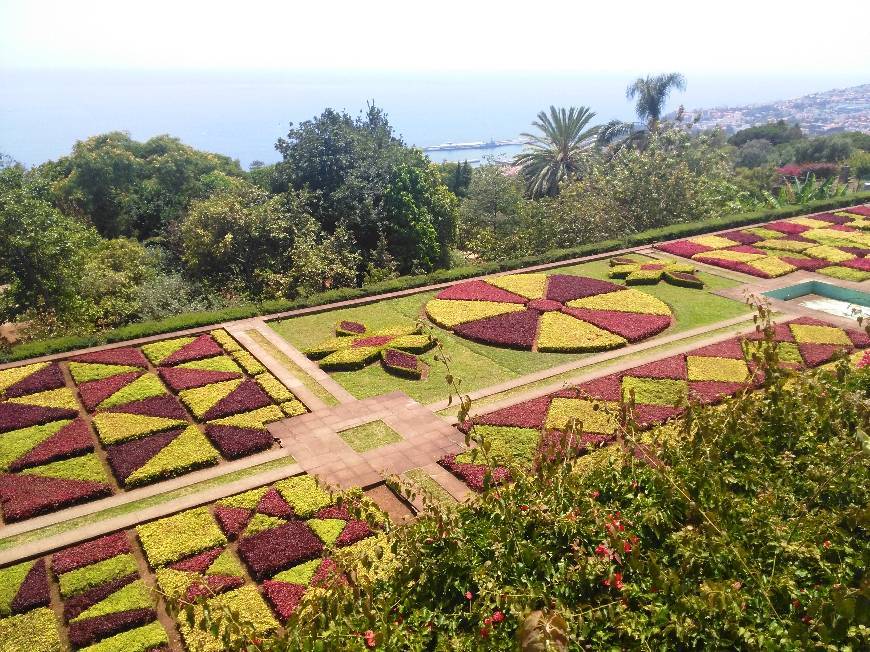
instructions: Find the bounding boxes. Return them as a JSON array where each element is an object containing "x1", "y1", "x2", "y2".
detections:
[
  {"x1": 271, "y1": 255, "x2": 750, "y2": 403},
  {"x1": 656, "y1": 206, "x2": 870, "y2": 280},
  {"x1": 442, "y1": 315, "x2": 870, "y2": 490},
  {"x1": 425, "y1": 273, "x2": 674, "y2": 352},
  {"x1": 0, "y1": 330, "x2": 307, "y2": 525},
  {"x1": 0, "y1": 474, "x2": 383, "y2": 651}
]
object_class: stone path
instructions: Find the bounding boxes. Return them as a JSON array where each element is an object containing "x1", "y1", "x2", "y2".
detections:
[{"x1": 267, "y1": 391, "x2": 465, "y2": 490}]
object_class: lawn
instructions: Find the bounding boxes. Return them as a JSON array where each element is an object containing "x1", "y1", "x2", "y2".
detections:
[
  {"x1": 339, "y1": 420, "x2": 403, "y2": 453},
  {"x1": 269, "y1": 255, "x2": 750, "y2": 404}
]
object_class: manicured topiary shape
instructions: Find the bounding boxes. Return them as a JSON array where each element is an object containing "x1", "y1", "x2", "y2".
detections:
[
  {"x1": 92, "y1": 412, "x2": 187, "y2": 446},
  {"x1": 123, "y1": 425, "x2": 220, "y2": 488},
  {"x1": 136, "y1": 507, "x2": 227, "y2": 567},
  {"x1": 68, "y1": 362, "x2": 143, "y2": 384},
  {"x1": 7, "y1": 418, "x2": 94, "y2": 472},
  {"x1": 0, "y1": 559, "x2": 50, "y2": 616},
  {"x1": 305, "y1": 322, "x2": 435, "y2": 375},
  {"x1": 608, "y1": 257, "x2": 703, "y2": 288},
  {"x1": 52, "y1": 532, "x2": 131, "y2": 575},
  {"x1": 0, "y1": 607, "x2": 63, "y2": 652}
]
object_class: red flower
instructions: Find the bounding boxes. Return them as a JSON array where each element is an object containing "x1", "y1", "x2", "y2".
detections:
[
  {"x1": 465, "y1": 591, "x2": 473, "y2": 600},
  {"x1": 594, "y1": 544, "x2": 610, "y2": 558},
  {"x1": 822, "y1": 540, "x2": 831, "y2": 549},
  {"x1": 590, "y1": 490, "x2": 600, "y2": 499},
  {"x1": 623, "y1": 541, "x2": 632, "y2": 553},
  {"x1": 613, "y1": 572, "x2": 624, "y2": 590},
  {"x1": 519, "y1": 505, "x2": 528, "y2": 511},
  {"x1": 492, "y1": 611, "x2": 504, "y2": 623},
  {"x1": 484, "y1": 617, "x2": 493, "y2": 626},
  {"x1": 364, "y1": 630, "x2": 376, "y2": 648},
  {"x1": 479, "y1": 627, "x2": 490, "y2": 638}
]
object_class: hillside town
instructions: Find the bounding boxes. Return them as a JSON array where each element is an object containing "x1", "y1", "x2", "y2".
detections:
[{"x1": 684, "y1": 83, "x2": 870, "y2": 134}]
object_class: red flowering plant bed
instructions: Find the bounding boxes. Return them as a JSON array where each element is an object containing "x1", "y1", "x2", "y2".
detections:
[
  {"x1": 382, "y1": 348, "x2": 426, "y2": 379},
  {"x1": 0, "y1": 329, "x2": 307, "y2": 524},
  {"x1": 441, "y1": 315, "x2": 870, "y2": 492},
  {"x1": 305, "y1": 321, "x2": 435, "y2": 376},
  {"x1": 426, "y1": 273, "x2": 674, "y2": 353},
  {"x1": 655, "y1": 205, "x2": 870, "y2": 281}
]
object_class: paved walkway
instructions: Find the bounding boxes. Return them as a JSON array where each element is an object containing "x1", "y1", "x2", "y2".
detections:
[{"x1": 268, "y1": 391, "x2": 465, "y2": 490}]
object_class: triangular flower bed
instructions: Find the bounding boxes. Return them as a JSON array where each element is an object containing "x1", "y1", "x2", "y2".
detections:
[{"x1": 427, "y1": 274, "x2": 673, "y2": 352}]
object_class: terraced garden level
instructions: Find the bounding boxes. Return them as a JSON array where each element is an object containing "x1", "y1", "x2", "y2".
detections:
[{"x1": 0, "y1": 330, "x2": 307, "y2": 525}]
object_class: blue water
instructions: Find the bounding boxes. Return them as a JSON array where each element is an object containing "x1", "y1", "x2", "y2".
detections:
[{"x1": 1, "y1": 69, "x2": 866, "y2": 168}]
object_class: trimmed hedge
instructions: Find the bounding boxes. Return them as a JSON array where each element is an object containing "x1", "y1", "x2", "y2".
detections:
[{"x1": 3, "y1": 195, "x2": 870, "y2": 364}]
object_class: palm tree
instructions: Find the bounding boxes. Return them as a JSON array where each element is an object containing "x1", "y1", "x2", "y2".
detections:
[
  {"x1": 598, "y1": 73, "x2": 687, "y2": 151},
  {"x1": 514, "y1": 106, "x2": 600, "y2": 197},
  {"x1": 626, "y1": 72, "x2": 687, "y2": 129}
]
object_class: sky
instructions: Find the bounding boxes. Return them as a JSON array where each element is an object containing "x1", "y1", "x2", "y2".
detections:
[{"x1": 2, "y1": 0, "x2": 869, "y2": 75}]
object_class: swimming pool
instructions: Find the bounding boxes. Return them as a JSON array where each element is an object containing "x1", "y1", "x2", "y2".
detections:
[{"x1": 763, "y1": 281, "x2": 870, "y2": 319}]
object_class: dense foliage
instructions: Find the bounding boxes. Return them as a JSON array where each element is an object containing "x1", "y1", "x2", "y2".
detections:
[
  {"x1": 183, "y1": 326, "x2": 869, "y2": 650},
  {"x1": 0, "y1": 106, "x2": 459, "y2": 339}
]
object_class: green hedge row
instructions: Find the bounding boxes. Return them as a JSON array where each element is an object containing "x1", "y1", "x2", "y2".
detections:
[{"x1": 3, "y1": 193, "x2": 869, "y2": 364}]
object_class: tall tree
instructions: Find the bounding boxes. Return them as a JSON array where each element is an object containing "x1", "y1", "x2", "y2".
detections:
[
  {"x1": 626, "y1": 72, "x2": 687, "y2": 128},
  {"x1": 514, "y1": 106, "x2": 600, "y2": 197},
  {"x1": 599, "y1": 73, "x2": 687, "y2": 152}
]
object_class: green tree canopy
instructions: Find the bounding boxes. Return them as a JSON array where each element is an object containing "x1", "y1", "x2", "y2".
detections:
[
  {"x1": 47, "y1": 132, "x2": 244, "y2": 239},
  {"x1": 275, "y1": 105, "x2": 459, "y2": 270},
  {"x1": 0, "y1": 166, "x2": 95, "y2": 323},
  {"x1": 728, "y1": 120, "x2": 803, "y2": 147},
  {"x1": 514, "y1": 106, "x2": 600, "y2": 198}
]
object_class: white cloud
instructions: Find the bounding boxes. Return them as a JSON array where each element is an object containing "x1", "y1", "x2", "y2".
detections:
[{"x1": 1, "y1": 0, "x2": 868, "y2": 75}]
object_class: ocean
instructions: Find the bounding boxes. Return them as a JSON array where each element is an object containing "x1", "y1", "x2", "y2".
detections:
[{"x1": 1, "y1": 69, "x2": 866, "y2": 168}]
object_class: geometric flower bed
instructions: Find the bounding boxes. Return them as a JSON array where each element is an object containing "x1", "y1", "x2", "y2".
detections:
[
  {"x1": 425, "y1": 273, "x2": 674, "y2": 352},
  {"x1": 0, "y1": 329, "x2": 308, "y2": 524},
  {"x1": 0, "y1": 530, "x2": 170, "y2": 652},
  {"x1": 607, "y1": 257, "x2": 704, "y2": 288},
  {"x1": 305, "y1": 321, "x2": 435, "y2": 379},
  {"x1": 441, "y1": 315, "x2": 870, "y2": 491},
  {"x1": 655, "y1": 206, "x2": 870, "y2": 281},
  {"x1": 0, "y1": 474, "x2": 379, "y2": 652}
]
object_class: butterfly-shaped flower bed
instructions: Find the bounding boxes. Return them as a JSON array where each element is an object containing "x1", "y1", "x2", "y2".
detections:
[
  {"x1": 425, "y1": 273, "x2": 674, "y2": 352},
  {"x1": 608, "y1": 257, "x2": 703, "y2": 288},
  {"x1": 0, "y1": 474, "x2": 382, "y2": 652},
  {"x1": 655, "y1": 206, "x2": 870, "y2": 281},
  {"x1": 442, "y1": 316, "x2": 869, "y2": 491},
  {"x1": 305, "y1": 321, "x2": 435, "y2": 379},
  {"x1": 0, "y1": 329, "x2": 307, "y2": 524}
]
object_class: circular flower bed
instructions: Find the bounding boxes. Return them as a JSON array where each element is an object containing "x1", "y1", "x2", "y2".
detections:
[{"x1": 425, "y1": 273, "x2": 673, "y2": 352}]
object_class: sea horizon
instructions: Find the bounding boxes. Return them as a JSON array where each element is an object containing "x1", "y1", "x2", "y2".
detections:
[{"x1": 2, "y1": 68, "x2": 867, "y2": 168}]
